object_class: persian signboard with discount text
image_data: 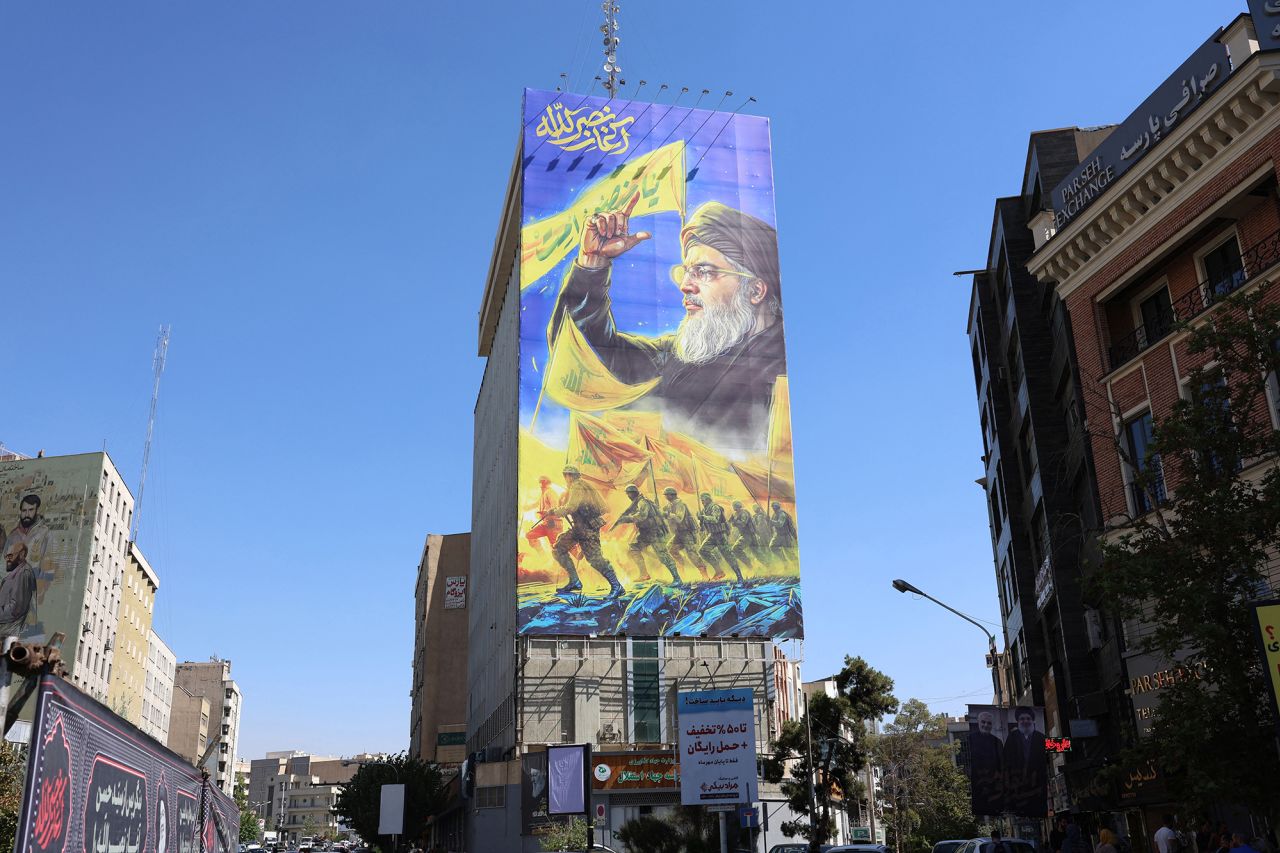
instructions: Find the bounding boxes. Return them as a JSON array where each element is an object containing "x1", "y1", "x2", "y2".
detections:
[{"x1": 678, "y1": 689, "x2": 757, "y2": 806}]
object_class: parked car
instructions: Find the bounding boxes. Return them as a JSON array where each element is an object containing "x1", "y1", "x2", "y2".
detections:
[
  {"x1": 829, "y1": 845, "x2": 890, "y2": 853},
  {"x1": 769, "y1": 846, "x2": 835, "y2": 853},
  {"x1": 956, "y1": 838, "x2": 1038, "y2": 853},
  {"x1": 934, "y1": 841, "x2": 970, "y2": 853}
]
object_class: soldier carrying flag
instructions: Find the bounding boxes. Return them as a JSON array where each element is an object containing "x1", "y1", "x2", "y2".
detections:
[
  {"x1": 698, "y1": 493, "x2": 744, "y2": 583},
  {"x1": 549, "y1": 466, "x2": 626, "y2": 599},
  {"x1": 617, "y1": 484, "x2": 684, "y2": 587},
  {"x1": 663, "y1": 488, "x2": 709, "y2": 580}
]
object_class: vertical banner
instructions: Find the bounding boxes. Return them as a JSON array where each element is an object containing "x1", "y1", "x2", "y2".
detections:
[
  {"x1": 965, "y1": 705, "x2": 1048, "y2": 818},
  {"x1": 678, "y1": 689, "x2": 758, "y2": 805},
  {"x1": 377, "y1": 784, "x2": 405, "y2": 835},
  {"x1": 1252, "y1": 599, "x2": 1280, "y2": 723},
  {"x1": 546, "y1": 744, "x2": 590, "y2": 815},
  {"x1": 16, "y1": 675, "x2": 239, "y2": 853},
  {"x1": 516, "y1": 88, "x2": 803, "y2": 639}
]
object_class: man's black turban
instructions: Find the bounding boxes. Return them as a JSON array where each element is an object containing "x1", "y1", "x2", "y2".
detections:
[{"x1": 680, "y1": 202, "x2": 781, "y2": 299}]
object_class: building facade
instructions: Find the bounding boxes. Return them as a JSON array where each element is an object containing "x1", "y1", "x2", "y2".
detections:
[
  {"x1": 107, "y1": 542, "x2": 159, "y2": 724},
  {"x1": 972, "y1": 9, "x2": 1280, "y2": 825},
  {"x1": 409, "y1": 532, "x2": 470, "y2": 765},
  {"x1": 172, "y1": 658, "x2": 243, "y2": 794},
  {"x1": 141, "y1": 629, "x2": 176, "y2": 744},
  {"x1": 167, "y1": 684, "x2": 211, "y2": 765}
]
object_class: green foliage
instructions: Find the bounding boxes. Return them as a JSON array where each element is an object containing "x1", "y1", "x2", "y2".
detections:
[
  {"x1": 234, "y1": 779, "x2": 261, "y2": 842},
  {"x1": 874, "y1": 699, "x2": 977, "y2": 853},
  {"x1": 1091, "y1": 281, "x2": 1280, "y2": 819},
  {"x1": 762, "y1": 656, "x2": 897, "y2": 848},
  {"x1": 538, "y1": 817, "x2": 591, "y2": 851},
  {"x1": 331, "y1": 753, "x2": 447, "y2": 852},
  {"x1": 615, "y1": 807, "x2": 745, "y2": 853},
  {"x1": 0, "y1": 742, "x2": 27, "y2": 853}
]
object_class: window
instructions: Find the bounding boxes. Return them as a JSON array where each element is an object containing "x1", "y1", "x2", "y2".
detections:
[
  {"x1": 1007, "y1": 328, "x2": 1024, "y2": 391},
  {"x1": 630, "y1": 640, "x2": 661, "y2": 743},
  {"x1": 1192, "y1": 376, "x2": 1240, "y2": 474},
  {"x1": 1018, "y1": 422, "x2": 1038, "y2": 481},
  {"x1": 475, "y1": 786, "x2": 505, "y2": 808},
  {"x1": 1124, "y1": 411, "x2": 1165, "y2": 514},
  {"x1": 1203, "y1": 234, "x2": 1245, "y2": 297},
  {"x1": 1267, "y1": 337, "x2": 1280, "y2": 427},
  {"x1": 1138, "y1": 287, "x2": 1174, "y2": 346},
  {"x1": 997, "y1": 559, "x2": 1012, "y2": 617}
]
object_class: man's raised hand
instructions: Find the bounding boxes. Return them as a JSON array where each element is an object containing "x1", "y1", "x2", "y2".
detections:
[{"x1": 578, "y1": 192, "x2": 651, "y2": 268}]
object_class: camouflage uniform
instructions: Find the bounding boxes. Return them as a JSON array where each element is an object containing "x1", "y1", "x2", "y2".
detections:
[
  {"x1": 617, "y1": 489, "x2": 683, "y2": 586},
  {"x1": 729, "y1": 502, "x2": 769, "y2": 568},
  {"x1": 698, "y1": 496, "x2": 744, "y2": 582},
  {"x1": 769, "y1": 502, "x2": 798, "y2": 563},
  {"x1": 551, "y1": 474, "x2": 624, "y2": 598},
  {"x1": 663, "y1": 491, "x2": 709, "y2": 579}
]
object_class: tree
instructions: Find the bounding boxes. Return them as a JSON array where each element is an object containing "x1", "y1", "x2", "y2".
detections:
[
  {"x1": 1091, "y1": 281, "x2": 1280, "y2": 821},
  {"x1": 538, "y1": 817, "x2": 591, "y2": 852},
  {"x1": 0, "y1": 742, "x2": 26, "y2": 853},
  {"x1": 763, "y1": 656, "x2": 898, "y2": 852},
  {"x1": 874, "y1": 700, "x2": 977, "y2": 853},
  {"x1": 234, "y1": 777, "x2": 262, "y2": 843},
  {"x1": 332, "y1": 754, "x2": 447, "y2": 852},
  {"x1": 615, "y1": 807, "x2": 745, "y2": 853}
]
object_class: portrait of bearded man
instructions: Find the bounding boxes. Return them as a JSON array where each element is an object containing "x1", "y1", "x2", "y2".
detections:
[{"x1": 548, "y1": 196, "x2": 786, "y2": 449}]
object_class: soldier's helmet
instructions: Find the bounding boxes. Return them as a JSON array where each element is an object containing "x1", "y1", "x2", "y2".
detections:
[
  {"x1": 771, "y1": 501, "x2": 781, "y2": 510},
  {"x1": 624, "y1": 484, "x2": 640, "y2": 495},
  {"x1": 700, "y1": 492, "x2": 712, "y2": 502},
  {"x1": 663, "y1": 487, "x2": 677, "y2": 498},
  {"x1": 732, "y1": 501, "x2": 743, "y2": 510},
  {"x1": 562, "y1": 465, "x2": 581, "y2": 476}
]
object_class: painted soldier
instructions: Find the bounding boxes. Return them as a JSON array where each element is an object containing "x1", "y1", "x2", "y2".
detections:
[
  {"x1": 662, "y1": 488, "x2": 709, "y2": 580},
  {"x1": 617, "y1": 484, "x2": 684, "y2": 587},
  {"x1": 769, "y1": 500, "x2": 797, "y2": 562},
  {"x1": 698, "y1": 493, "x2": 743, "y2": 582},
  {"x1": 729, "y1": 500, "x2": 769, "y2": 569},
  {"x1": 752, "y1": 503, "x2": 771, "y2": 545},
  {"x1": 548, "y1": 466, "x2": 625, "y2": 598},
  {"x1": 525, "y1": 475, "x2": 563, "y2": 554}
]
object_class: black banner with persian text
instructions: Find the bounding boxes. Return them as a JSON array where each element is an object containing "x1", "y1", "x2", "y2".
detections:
[{"x1": 16, "y1": 675, "x2": 239, "y2": 853}]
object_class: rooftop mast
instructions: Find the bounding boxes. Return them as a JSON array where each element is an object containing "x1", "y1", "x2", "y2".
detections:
[
  {"x1": 131, "y1": 324, "x2": 170, "y2": 543},
  {"x1": 601, "y1": 2, "x2": 621, "y2": 95}
]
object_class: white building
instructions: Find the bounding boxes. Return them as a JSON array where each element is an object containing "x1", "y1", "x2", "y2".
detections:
[{"x1": 141, "y1": 629, "x2": 176, "y2": 743}]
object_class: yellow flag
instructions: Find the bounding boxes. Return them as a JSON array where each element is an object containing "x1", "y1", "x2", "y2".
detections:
[
  {"x1": 542, "y1": 319, "x2": 659, "y2": 412},
  {"x1": 520, "y1": 141, "x2": 687, "y2": 286},
  {"x1": 565, "y1": 412, "x2": 652, "y2": 488},
  {"x1": 664, "y1": 430, "x2": 731, "y2": 471},
  {"x1": 602, "y1": 410, "x2": 664, "y2": 443},
  {"x1": 691, "y1": 455, "x2": 755, "y2": 507},
  {"x1": 767, "y1": 376, "x2": 793, "y2": 464}
]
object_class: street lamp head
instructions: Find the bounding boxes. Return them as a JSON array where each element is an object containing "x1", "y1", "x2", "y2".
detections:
[{"x1": 891, "y1": 579, "x2": 921, "y2": 595}]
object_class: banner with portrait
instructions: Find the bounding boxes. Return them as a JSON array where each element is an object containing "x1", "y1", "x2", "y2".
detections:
[
  {"x1": 16, "y1": 675, "x2": 240, "y2": 853},
  {"x1": 965, "y1": 704, "x2": 1048, "y2": 818},
  {"x1": 516, "y1": 87, "x2": 803, "y2": 639}
]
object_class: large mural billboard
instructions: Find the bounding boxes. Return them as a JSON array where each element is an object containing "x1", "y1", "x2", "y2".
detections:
[
  {"x1": 517, "y1": 88, "x2": 802, "y2": 638},
  {"x1": 0, "y1": 455, "x2": 101, "y2": 662}
]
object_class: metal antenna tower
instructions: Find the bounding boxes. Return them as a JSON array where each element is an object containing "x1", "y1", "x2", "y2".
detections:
[
  {"x1": 600, "y1": 1, "x2": 622, "y2": 95},
  {"x1": 131, "y1": 324, "x2": 170, "y2": 543}
]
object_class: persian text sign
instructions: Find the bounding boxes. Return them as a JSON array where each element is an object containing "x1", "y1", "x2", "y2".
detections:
[
  {"x1": 591, "y1": 751, "x2": 678, "y2": 792},
  {"x1": 516, "y1": 87, "x2": 803, "y2": 640},
  {"x1": 443, "y1": 576, "x2": 466, "y2": 610},
  {"x1": 1051, "y1": 34, "x2": 1229, "y2": 230},
  {"x1": 1252, "y1": 599, "x2": 1280, "y2": 721},
  {"x1": 17, "y1": 676, "x2": 238, "y2": 853},
  {"x1": 1250, "y1": 0, "x2": 1280, "y2": 52},
  {"x1": 678, "y1": 689, "x2": 757, "y2": 806}
]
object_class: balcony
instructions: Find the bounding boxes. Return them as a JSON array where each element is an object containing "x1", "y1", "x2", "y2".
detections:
[{"x1": 1108, "y1": 227, "x2": 1280, "y2": 371}]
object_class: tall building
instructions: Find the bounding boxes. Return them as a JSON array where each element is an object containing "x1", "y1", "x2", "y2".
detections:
[
  {"x1": 141, "y1": 629, "x2": 176, "y2": 744},
  {"x1": 171, "y1": 658, "x2": 243, "y2": 794},
  {"x1": 0, "y1": 451, "x2": 133, "y2": 708},
  {"x1": 107, "y1": 542, "x2": 160, "y2": 724},
  {"x1": 967, "y1": 128, "x2": 1124, "y2": 817},
  {"x1": 970, "y1": 9, "x2": 1280, "y2": 824},
  {"x1": 248, "y1": 751, "x2": 365, "y2": 840},
  {"x1": 409, "y1": 532, "x2": 470, "y2": 765},
  {"x1": 452, "y1": 87, "x2": 807, "y2": 851},
  {"x1": 167, "y1": 684, "x2": 211, "y2": 765}
]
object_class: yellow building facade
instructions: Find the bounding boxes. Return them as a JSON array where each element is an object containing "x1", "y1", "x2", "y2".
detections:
[{"x1": 107, "y1": 543, "x2": 158, "y2": 726}]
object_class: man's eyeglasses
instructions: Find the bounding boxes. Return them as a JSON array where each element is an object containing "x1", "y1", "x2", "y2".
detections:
[{"x1": 669, "y1": 263, "x2": 756, "y2": 286}]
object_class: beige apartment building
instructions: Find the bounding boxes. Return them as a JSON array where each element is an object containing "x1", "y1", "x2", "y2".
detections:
[
  {"x1": 167, "y1": 684, "x2": 211, "y2": 764},
  {"x1": 169, "y1": 659, "x2": 242, "y2": 794},
  {"x1": 107, "y1": 543, "x2": 159, "y2": 725},
  {"x1": 409, "y1": 532, "x2": 470, "y2": 765}
]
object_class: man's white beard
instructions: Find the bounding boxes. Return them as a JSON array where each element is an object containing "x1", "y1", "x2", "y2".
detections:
[{"x1": 673, "y1": 284, "x2": 755, "y2": 364}]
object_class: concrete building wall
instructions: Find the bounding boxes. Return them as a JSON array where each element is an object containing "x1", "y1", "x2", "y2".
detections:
[
  {"x1": 74, "y1": 453, "x2": 133, "y2": 703},
  {"x1": 108, "y1": 542, "x2": 158, "y2": 726},
  {"x1": 410, "y1": 532, "x2": 470, "y2": 764},
  {"x1": 175, "y1": 659, "x2": 242, "y2": 795},
  {"x1": 468, "y1": 265, "x2": 519, "y2": 759},
  {"x1": 141, "y1": 629, "x2": 176, "y2": 744},
  {"x1": 250, "y1": 757, "x2": 288, "y2": 825},
  {"x1": 167, "y1": 685, "x2": 210, "y2": 764}
]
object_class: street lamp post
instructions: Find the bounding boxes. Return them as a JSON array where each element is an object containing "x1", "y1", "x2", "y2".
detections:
[{"x1": 891, "y1": 579, "x2": 1004, "y2": 707}]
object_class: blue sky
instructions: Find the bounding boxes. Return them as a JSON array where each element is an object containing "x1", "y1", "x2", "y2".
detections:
[{"x1": 0, "y1": 1, "x2": 1242, "y2": 759}]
